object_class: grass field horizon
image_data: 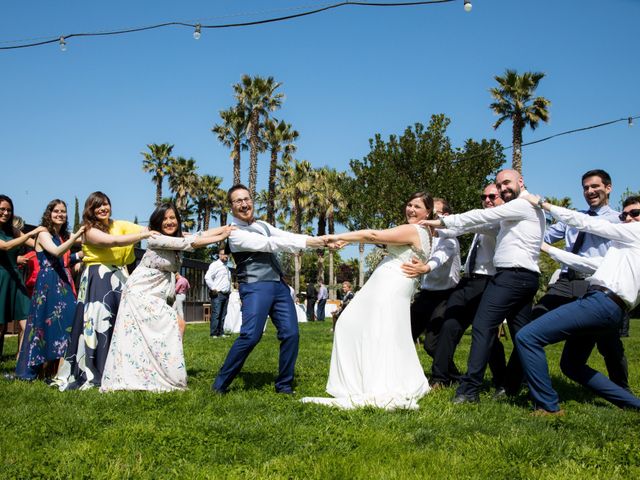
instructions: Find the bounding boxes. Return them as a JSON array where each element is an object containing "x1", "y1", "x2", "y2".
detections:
[{"x1": 1, "y1": 320, "x2": 639, "y2": 479}]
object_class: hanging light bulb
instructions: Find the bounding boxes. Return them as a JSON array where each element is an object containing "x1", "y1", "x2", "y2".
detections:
[
  {"x1": 464, "y1": 0, "x2": 472, "y2": 12},
  {"x1": 193, "y1": 24, "x2": 201, "y2": 40},
  {"x1": 59, "y1": 36, "x2": 67, "y2": 52},
  {"x1": 629, "y1": 117, "x2": 634, "y2": 127}
]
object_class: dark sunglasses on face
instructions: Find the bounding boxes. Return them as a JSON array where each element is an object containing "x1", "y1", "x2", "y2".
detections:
[
  {"x1": 619, "y1": 209, "x2": 640, "y2": 221},
  {"x1": 480, "y1": 194, "x2": 498, "y2": 201}
]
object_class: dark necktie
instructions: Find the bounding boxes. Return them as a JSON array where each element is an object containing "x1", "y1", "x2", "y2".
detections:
[
  {"x1": 467, "y1": 234, "x2": 480, "y2": 275},
  {"x1": 567, "y1": 210, "x2": 597, "y2": 279}
]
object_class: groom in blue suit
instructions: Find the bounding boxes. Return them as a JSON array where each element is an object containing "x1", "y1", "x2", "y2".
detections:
[{"x1": 212, "y1": 184, "x2": 327, "y2": 394}]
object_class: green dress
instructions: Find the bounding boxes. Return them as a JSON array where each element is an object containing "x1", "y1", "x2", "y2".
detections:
[{"x1": 0, "y1": 231, "x2": 31, "y2": 324}]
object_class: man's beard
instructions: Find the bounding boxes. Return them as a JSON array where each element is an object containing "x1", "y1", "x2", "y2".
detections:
[{"x1": 501, "y1": 187, "x2": 520, "y2": 202}]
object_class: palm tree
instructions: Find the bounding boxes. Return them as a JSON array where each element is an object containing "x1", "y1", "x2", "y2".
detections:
[
  {"x1": 489, "y1": 69, "x2": 551, "y2": 172},
  {"x1": 263, "y1": 118, "x2": 299, "y2": 225},
  {"x1": 212, "y1": 105, "x2": 248, "y2": 185},
  {"x1": 167, "y1": 157, "x2": 199, "y2": 225},
  {"x1": 277, "y1": 158, "x2": 315, "y2": 293},
  {"x1": 141, "y1": 143, "x2": 175, "y2": 206},
  {"x1": 193, "y1": 174, "x2": 223, "y2": 230},
  {"x1": 233, "y1": 75, "x2": 284, "y2": 196}
]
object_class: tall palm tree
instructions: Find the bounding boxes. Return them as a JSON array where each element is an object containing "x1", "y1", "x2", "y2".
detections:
[
  {"x1": 193, "y1": 174, "x2": 223, "y2": 230},
  {"x1": 233, "y1": 74, "x2": 284, "y2": 197},
  {"x1": 489, "y1": 69, "x2": 551, "y2": 172},
  {"x1": 141, "y1": 143, "x2": 175, "y2": 206},
  {"x1": 212, "y1": 105, "x2": 248, "y2": 185},
  {"x1": 277, "y1": 158, "x2": 314, "y2": 293},
  {"x1": 167, "y1": 156, "x2": 199, "y2": 225},
  {"x1": 263, "y1": 118, "x2": 299, "y2": 225}
]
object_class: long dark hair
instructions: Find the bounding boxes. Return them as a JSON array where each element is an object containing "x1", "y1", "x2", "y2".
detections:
[
  {"x1": 82, "y1": 191, "x2": 112, "y2": 233},
  {"x1": 41, "y1": 199, "x2": 69, "y2": 240},
  {"x1": 0, "y1": 194, "x2": 17, "y2": 237},
  {"x1": 149, "y1": 203, "x2": 183, "y2": 237},
  {"x1": 405, "y1": 191, "x2": 437, "y2": 221}
]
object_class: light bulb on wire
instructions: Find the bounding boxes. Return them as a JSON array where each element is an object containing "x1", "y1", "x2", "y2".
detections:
[
  {"x1": 59, "y1": 36, "x2": 67, "y2": 52},
  {"x1": 193, "y1": 24, "x2": 201, "y2": 40},
  {"x1": 464, "y1": 0, "x2": 472, "y2": 12}
]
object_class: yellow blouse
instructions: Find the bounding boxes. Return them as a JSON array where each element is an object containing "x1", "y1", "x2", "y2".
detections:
[{"x1": 82, "y1": 220, "x2": 142, "y2": 266}]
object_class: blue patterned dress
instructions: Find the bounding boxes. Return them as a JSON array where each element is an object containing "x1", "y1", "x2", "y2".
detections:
[{"x1": 15, "y1": 235, "x2": 77, "y2": 380}]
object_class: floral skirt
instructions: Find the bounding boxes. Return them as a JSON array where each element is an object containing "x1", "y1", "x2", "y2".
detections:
[{"x1": 53, "y1": 264, "x2": 128, "y2": 390}]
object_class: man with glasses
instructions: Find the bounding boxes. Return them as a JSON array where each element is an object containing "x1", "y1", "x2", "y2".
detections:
[
  {"x1": 515, "y1": 195, "x2": 640, "y2": 414},
  {"x1": 532, "y1": 169, "x2": 629, "y2": 390},
  {"x1": 212, "y1": 184, "x2": 327, "y2": 395}
]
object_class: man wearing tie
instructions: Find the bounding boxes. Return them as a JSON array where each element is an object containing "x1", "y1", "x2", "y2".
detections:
[
  {"x1": 532, "y1": 169, "x2": 628, "y2": 389},
  {"x1": 212, "y1": 184, "x2": 327, "y2": 394},
  {"x1": 428, "y1": 184, "x2": 507, "y2": 392}
]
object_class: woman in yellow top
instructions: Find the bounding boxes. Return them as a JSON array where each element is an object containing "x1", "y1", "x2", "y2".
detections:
[{"x1": 54, "y1": 191, "x2": 156, "y2": 391}]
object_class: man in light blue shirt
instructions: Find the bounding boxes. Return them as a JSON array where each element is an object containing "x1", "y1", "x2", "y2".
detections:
[{"x1": 533, "y1": 169, "x2": 628, "y2": 390}]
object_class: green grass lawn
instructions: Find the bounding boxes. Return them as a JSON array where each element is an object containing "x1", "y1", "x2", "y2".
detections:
[{"x1": 1, "y1": 320, "x2": 639, "y2": 479}]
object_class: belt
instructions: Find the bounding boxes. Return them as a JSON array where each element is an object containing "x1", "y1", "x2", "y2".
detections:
[
  {"x1": 496, "y1": 267, "x2": 538, "y2": 275},
  {"x1": 559, "y1": 271, "x2": 590, "y2": 281},
  {"x1": 588, "y1": 285, "x2": 628, "y2": 312},
  {"x1": 467, "y1": 273, "x2": 493, "y2": 280}
]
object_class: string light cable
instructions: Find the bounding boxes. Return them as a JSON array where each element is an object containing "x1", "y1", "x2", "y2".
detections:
[{"x1": 0, "y1": 0, "x2": 461, "y2": 51}]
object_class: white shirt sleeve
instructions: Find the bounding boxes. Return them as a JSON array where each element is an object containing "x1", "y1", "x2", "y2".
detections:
[
  {"x1": 426, "y1": 237, "x2": 457, "y2": 272},
  {"x1": 545, "y1": 245, "x2": 602, "y2": 274},
  {"x1": 228, "y1": 224, "x2": 308, "y2": 253},
  {"x1": 437, "y1": 224, "x2": 499, "y2": 238},
  {"x1": 443, "y1": 198, "x2": 530, "y2": 229},
  {"x1": 204, "y1": 262, "x2": 219, "y2": 291},
  {"x1": 549, "y1": 206, "x2": 640, "y2": 245}
]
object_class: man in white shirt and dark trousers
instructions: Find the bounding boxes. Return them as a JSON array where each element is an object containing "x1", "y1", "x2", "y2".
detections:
[
  {"x1": 212, "y1": 184, "x2": 327, "y2": 395},
  {"x1": 423, "y1": 169, "x2": 545, "y2": 404},
  {"x1": 205, "y1": 247, "x2": 232, "y2": 338},
  {"x1": 516, "y1": 195, "x2": 640, "y2": 414},
  {"x1": 403, "y1": 198, "x2": 461, "y2": 359},
  {"x1": 532, "y1": 169, "x2": 628, "y2": 390},
  {"x1": 429, "y1": 184, "x2": 507, "y2": 391}
]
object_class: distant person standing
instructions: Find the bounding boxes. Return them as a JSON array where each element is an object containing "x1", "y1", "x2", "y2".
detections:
[
  {"x1": 316, "y1": 280, "x2": 328, "y2": 321},
  {"x1": 174, "y1": 272, "x2": 190, "y2": 335},
  {"x1": 305, "y1": 281, "x2": 316, "y2": 322},
  {"x1": 205, "y1": 248, "x2": 232, "y2": 338}
]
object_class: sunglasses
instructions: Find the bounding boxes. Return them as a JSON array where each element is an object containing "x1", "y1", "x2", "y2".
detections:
[
  {"x1": 619, "y1": 209, "x2": 640, "y2": 221},
  {"x1": 480, "y1": 194, "x2": 498, "y2": 201}
]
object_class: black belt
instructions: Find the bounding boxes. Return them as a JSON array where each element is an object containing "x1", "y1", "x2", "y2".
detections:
[
  {"x1": 496, "y1": 267, "x2": 538, "y2": 275},
  {"x1": 559, "y1": 271, "x2": 590, "y2": 281},
  {"x1": 588, "y1": 285, "x2": 628, "y2": 312},
  {"x1": 467, "y1": 273, "x2": 492, "y2": 280}
]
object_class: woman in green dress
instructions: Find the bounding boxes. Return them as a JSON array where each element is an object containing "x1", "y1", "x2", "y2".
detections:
[{"x1": 0, "y1": 194, "x2": 46, "y2": 356}]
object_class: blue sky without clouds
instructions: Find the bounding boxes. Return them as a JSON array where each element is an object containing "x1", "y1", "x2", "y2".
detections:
[{"x1": 1, "y1": 0, "x2": 638, "y2": 259}]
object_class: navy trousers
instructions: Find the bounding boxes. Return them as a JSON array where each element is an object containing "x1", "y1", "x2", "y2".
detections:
[
  {"x1": 210, "y1": 291, "x2": 230, "y2": 337},
  {"x1": 516, "y1": 291, "x2": 640, "y2": 412},
  {"x1": 456, "y1": 268, "x2": 539, "y2": 397},
  {"x1": 213, "y1": 280, "x2": 299, "y2": 393},
  {"x1": 316, "y1": 299, "x2": 327, "y2": 321}
]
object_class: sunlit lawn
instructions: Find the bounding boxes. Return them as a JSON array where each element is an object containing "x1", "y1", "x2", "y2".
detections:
[{"x1": 1, "y1": 320, "x2": 639, "y2": 479}]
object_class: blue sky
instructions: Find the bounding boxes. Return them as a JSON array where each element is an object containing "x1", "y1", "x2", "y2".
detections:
[{"x1": 1, "y1": 0, "x2": 638, "y2": 259}]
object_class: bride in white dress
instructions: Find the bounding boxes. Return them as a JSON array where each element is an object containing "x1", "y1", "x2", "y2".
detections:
[
  {"x1": 101, "y1": 204, "x2": 233, "y2": 392},
  {"x1": 302, "y1": 192, "x2": 435, "y2": 410}
]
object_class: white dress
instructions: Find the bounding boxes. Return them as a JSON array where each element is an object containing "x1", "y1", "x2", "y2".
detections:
[
  {"x1": 100, "y1": 234, "x2": 196, "y2": 392},
  {"x1": 223, "y1": 290, "x2": 242, "y2": 334},
  {"x1": 302, "y1": 225, "x2": 431, "y2": 410}
]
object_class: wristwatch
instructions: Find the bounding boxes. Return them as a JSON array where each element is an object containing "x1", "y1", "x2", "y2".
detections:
[{"x1": 537, "y1": 198, "x2": 545, "y2": 209}]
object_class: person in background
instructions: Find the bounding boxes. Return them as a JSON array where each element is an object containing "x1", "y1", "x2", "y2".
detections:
[
  {"x1": 205, "y1": 247, "x2": 232, "y2": 338},
  {"x1": 0, "y1": 195, "x2": 46, "y2": 357},
  {"x1": 15, "y1": 199, "x2": 85, "y2": 381},
  {"x1": 305, "y1": 281, "x2": 316, "y2": 322},
  {"x1": 331, "y1": 281, "x2": 354, "y2": 332},
  {"x1": 316, "y1": 279, "x2": 328, "y2": 321}
]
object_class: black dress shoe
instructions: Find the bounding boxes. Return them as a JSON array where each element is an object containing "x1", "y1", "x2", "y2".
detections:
[
  {"x1": 452, "y1": 393, "x2": 479, "y2": 404},
  {"x1": 493, "y1": 386, "x2": 507, "y2": 400}
]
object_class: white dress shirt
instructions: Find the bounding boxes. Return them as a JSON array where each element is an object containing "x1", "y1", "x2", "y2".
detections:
[
  {"x1": 228, "y1": 216, "x2": 309, "y2": 253},
  {"x1": 420, "y1": 235, "x2": 461, "y2": 291},
  {"x1": 442, "y1": 190, "x2": 545, "y2": 273},
  {"x1": 438, "y1": 225, "x2": 499, "y2": 276},
  {"x1": 548, "y1": 205, "x2": 640, "y2": 309},
  {"x1": 205, "y1": 259, "x2": 231, "y2": 293}
]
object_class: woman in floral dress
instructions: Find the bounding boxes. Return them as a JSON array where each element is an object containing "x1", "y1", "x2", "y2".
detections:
[
  {"x1": 101, "y1": 203, "x2": 234, "y2": 392},
  {"x1": 16, "y1": 199, "x2": 85, "y2": 380},
  {"x1": 54, "y1": 191, "x2": 155, "y2": 390}
]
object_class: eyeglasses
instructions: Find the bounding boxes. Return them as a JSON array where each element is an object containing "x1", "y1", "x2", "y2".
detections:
[
  {"x1": 0, "y1": 207, "x2": 12, "y2": 214},
  {"x1": 619, "y1": 209, "x2": 640, "y2": 221},
  {"x1": 231, "y1": 197, "x2": 252, "y2": 206},
  {"x1": 480, "y1": 194, "x2": 498, "y2": 201}
]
